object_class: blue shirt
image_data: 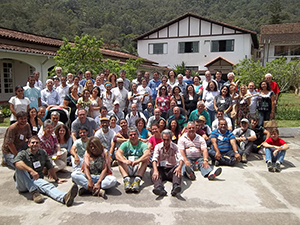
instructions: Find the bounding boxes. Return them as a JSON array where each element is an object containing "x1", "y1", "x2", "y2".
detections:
[
  {"x1": 41, "y1": 88, "x2": 60, "y2": 106},
  {"x1": 211, "y1": 129, "x2": 235, "y2": 152},
  {"x1": 148, "y1": 79, "x2": 161, "y2": 99},
  {"x1": 23, "y1": 86, "x2": 41, "y2": 110},
  {"x1": 139, "y1": 128, "x2": 149, "y2": 139},
  {"x1": 79, "y1": 78, "x2": 95, "y2": 87}
]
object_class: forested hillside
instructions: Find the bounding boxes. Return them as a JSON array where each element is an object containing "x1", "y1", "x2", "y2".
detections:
[{"x1": 0, "y1": 0, "x2": 299, "y2": 54}]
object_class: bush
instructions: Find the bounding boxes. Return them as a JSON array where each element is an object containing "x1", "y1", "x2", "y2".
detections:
[{"x1": 0, "y1": 104, "x2": 11, "y2": 117}]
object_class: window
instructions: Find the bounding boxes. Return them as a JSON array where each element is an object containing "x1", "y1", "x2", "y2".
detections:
[
  {"x1": 2, "y1": 62, "x2": 13, "y2": 94},
  {"x1": 274, "y1": 45, "x2": 300, "y2": 56},
  {"x1": 211, "y1": 40, "x2": 234, "y2": 52},
  {"x1": 148, "y1": 43, "x2": 167, "y2": 54},
  {"x1": 186, "y1": 66, "x2": 198, "y2": 71},
  {"x1": 290, "y1": 45, "x2": 300, "y2": 56},
  {"x1": 178, "y1": 41, "x2": 199, "y2": 53},
  {"x1": 274, "y1": 46, "x2": 289, "y2": 56}
]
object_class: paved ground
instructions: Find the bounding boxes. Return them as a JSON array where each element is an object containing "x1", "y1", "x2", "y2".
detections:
[{"x1": 0, "y1": 127, "x2": 300, "y2": 225}]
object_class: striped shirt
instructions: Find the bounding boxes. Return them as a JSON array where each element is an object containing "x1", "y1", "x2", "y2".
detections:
[
  {"x1": 178, "y1": 133, "x2": 207, "y2": 158},
  {"x1": 211, "y1": 129, "x2": 235, "y2": 152}
]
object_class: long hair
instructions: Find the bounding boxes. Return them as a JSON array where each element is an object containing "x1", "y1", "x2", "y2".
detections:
[
  {"x1": 167, "y1": 119, "x2": 180, "y2": 137},
  {"x1": 86, "y1": 137, "x2": 104, "y2": 158},
  {"x1": 54, "y1": 124, "x2": 70, "y2": 143}
]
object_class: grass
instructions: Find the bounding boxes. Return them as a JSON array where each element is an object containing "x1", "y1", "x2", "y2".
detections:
[{"x1": 0, "y1": 117, "x2": 10, "y2": 127}]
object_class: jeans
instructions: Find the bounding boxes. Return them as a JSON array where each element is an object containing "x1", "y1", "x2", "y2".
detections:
[
  {"x1": 14, "y1": 169, "x2": 66, "y2": 203},
  {"x1": 209, "y1": 148, "x2": 243, "y2": 166},
  {"x1": 71, "y1": 155, "x2": 83, "y2": 170},
  {"x1": 71, "y1": 170, "x2": 117, "y2": 190},
  {"x1": 258, "y1": 110, "x2": 270, "y2": 127},
  {"x1": 182, "y1": 157, "x2": 212, "y2": 177},
  {"x1": 207, "y1": 108, "x2": 216, "y2": 125},
  {"x1": 3, "y1": 153, "x2": 16, "y2": 169},
  {"x1": 265, "y1": 148, "x2": 286, "y2": 163}
]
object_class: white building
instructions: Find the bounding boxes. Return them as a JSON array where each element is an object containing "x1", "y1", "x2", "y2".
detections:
[
  {"x1": 260, "y1": 23, "x2": 300, "y2": 66},
  {"x1": 135, "y1": 12, "x2": 259, "y2": 75}
]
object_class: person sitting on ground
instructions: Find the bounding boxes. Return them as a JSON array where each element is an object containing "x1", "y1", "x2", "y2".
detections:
[
  {"x1": 13, "y1": 135, "x2": 78, "y2": 206},
  {"x1": 70, "y1": 126, "x2": 89, "y2": 170},
  {"x1": 250, "y1": 116, "x2": 270, "y2": 154},
  {"x1": 209, "y1": 119, "x2": 242, "y2": 166},
  {"x1": 39, "y1": 119, "x2": 67, "y2": 173},
  {"x1": 71, "y1": 137, "x2": 117, "y2": 198},
  {"x1": 151, "y1": 129, "x2": 183, "y2": 197},
  {"x1": 146, "y1": 108, "x2": 165, "y2": 132},
  {"x1": 262, "y1": 128, "x2": 289, "y2": 173},
  {"x1": 194, "y1": 117, "x2": 212, "y2": 147},
  {"x1": 178, "y1": 122, "x2": 222, "y2": 181},
  {"x1": 115, "y1": 127, "x2": 150, "y2": 193},
  {"x1": 232, "y1": 118, "x2": 257, "y2": 163},
  {"x1": 2, "y1": 111, "x2": 32, "y2": 169},
  {"x1": 147, "y1": 123, "x2": 163, "y2": 165},
  {"x1": 211, "y1": 110, "x2": 233, "y2": 131}
]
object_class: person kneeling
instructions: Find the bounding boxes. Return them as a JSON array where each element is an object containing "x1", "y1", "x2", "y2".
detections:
[
  {"x1": 151, "y1": 129, "x2": 183, "y2": 197},
  {"x1": 13, "y1": 136, "x2": 77, "y2": 206},
  {"x1": 262, "y1": 128, "x2": 289, "y2": 172},
  {"x1": 71, "y1": 137, "x2": 117, "y2": 197}
]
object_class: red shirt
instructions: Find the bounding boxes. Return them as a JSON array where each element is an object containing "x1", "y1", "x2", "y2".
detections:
[
  {"x1": 148, "y1": 136, "x2": 163, "y2": 154},
  {"x1": 270, "y1": 81, "x2": 280, "y2": 94},
  {"x1": 266, "y1": 137, "x2": 286, "y2": 147}
]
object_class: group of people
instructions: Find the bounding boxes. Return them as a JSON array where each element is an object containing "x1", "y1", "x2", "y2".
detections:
[{"x1": 1, "y1": 67, "x2": 289, "y2": 206}]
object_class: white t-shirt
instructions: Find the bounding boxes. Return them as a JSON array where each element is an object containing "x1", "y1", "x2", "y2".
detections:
[
  {"x1": 247, "y1": 90, "x2": 258, "y2": 114},
  {"x1": 9, "y1": 96, "x2": 31, "y2": 121},
  {"x1": 137, "y1": 86, "x2": 152, "y2": 104},
  {"x1": 111, "y1": 87, "x2": 128, "y2": 112},
  {"x1": 203, "y1": 91, "x2": 219, "y2": 111},
  {"x1": 212, "y1": 117, "x2": 232, "y2": 131}
]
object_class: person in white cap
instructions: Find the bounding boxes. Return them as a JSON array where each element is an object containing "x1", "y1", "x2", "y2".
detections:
[
  {"x1": 111, "y1": 78, "x2": 129, "y2": 114},
  {"x1": 232, "y1": 118, "x2": 257, "y2": 163},
  {"x1": 107, "y1": 100, "x2": 124, "y2": 125}
]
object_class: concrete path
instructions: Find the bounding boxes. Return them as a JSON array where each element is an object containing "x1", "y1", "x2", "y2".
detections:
[{"x1": 0, "y1": 129, "x2": 300, "y2": 225}]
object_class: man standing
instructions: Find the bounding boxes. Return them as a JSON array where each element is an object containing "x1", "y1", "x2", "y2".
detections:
[
  {"x1": 95, "y1": 117, "x2": 115, "y2": 151},
  {"x1": 202, "y1": 70, "x2": 215, "y2": 91},
  {"x1": 265, "y1": 73, "x2": 280, "y2": 105},
  {"x1": 112, "y1": 78, "x2": 129, "y2": 114},
  {"x1": 143, "y1": 71, "x2": 150, "y2": 85},
  {"x1": 2, "y1": 111, "x2": 32, "y2": 169},
  {"x1": 24, "y1": 75, "x2": 41, "y2": 110},
  {"x1": 132, "y1": 72, "x2": 143, "y2": 86},
  {"x1": 151, "y1": 129, "x2": 183, "y2": 197},
  {"x1": 209, "y1": 119, "x2": 242, "y2": 166},
  {"x1": 177, "y1": 74, "x2": 187, "y2": 96},
  {"x1": 13, "y1": 135, "x2": 78, "y2": 206},
  {"x1": 232, "y1": 118, "x2": 257, "y2": 163},
  {"x1": 125, "y1": 103, "x2": 146, "y2": 127},
  {"x1": 247, "y1": 82, "x2": 259, "y2": 118},
  {"x1": 178, "y1": 122, "x2": 222, "y2": 181},
  {"x1": 224, "y1": 72, "x2": 236, "y2": 87},
  {"x1": 79, "y1": 71, "x2": 95, "y2": 87},
  {"x1": 26, "y1": 72, "x2": 43, "y2": 90},
  {"x1": 41, "y1": 79, "x2": 60, "y2": 106},
  {"x1": 115, "y1": 127, "x2": 150, "y2": 193},
  {"x1": 55, "y1": 67, "x2": 63, "y2": 79},
  {"x1": 148, "y1": 71, "x2": 161, "y2": 104},
  {"x1": 120, "y1": 70, "x2": 131, "y2": 91},
  {"x1": 71, "y1": 108, "x2": 99, "y2": 141},
  {"x1": 188, "y1": 101, "x2": 211, "y2": 126},
  {"x1": 215, "y1": 71, "x2": 225, "y2": 91},
  {"x1": 183, "y1": 69, "x2": 193, "y2": 85},
  {"x1": 56, "y1": 76, "x2": 69, "y2": 105}
]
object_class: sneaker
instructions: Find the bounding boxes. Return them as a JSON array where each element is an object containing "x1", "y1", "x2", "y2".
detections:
[
  {"x1": 152, "y1": 186, "x2": 167, "y2": 196},
  {"x1": 171, "y1": 184, "x2": 181, "y2": 197},
  {"x1": 185, "y1": 166, "x2": 196, "y2": 180},
  {"x1": 241, "y1": 154, "x2": 248, "y2": 163},
  {"x1": 274, "y1": 162, "x2": 281, "y2": 172},
  {"x1": 32, "y1": 190, "x2": 44, "y2": 204},
  {"x1": 124, "y1": 178, "x2": 131, "y2": 193},
  {"x1": 131, "y1": 178, "x2": 141, "y2": 193},
  {"x1": 267, "y1": 161, "x2": 274, "y2": 172},
  {"x1": 64, "y1": 184, "x2": 78, "y2": 207},
  {"x1": 78, "y1": 187, "x2": 89, "y2": 196},
  {"x1": 208, "y1": 168, "x2": 222, "y2": 180}
]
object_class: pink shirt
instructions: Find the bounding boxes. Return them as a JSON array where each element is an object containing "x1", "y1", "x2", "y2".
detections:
[
  {"x1": 157, "y1": 95, "x2": 170, "y2": 112},
  {"x1": 148, "y1": 136, "x2": 163, "y2": 155},
  {"x1": 178, "y1": 133, "x2": 207, "y2": 158}
]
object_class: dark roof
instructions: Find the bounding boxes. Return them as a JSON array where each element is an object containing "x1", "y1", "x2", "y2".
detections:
[
  {"x1": 134, "y1": 12, "x2": 258, "y2": 48},
  {"x1": 204, "y1": 56, "x2": 234, "y2": 67},
  {"x1": 260, "y1": 23, "x2": 300, "y2": 45}
]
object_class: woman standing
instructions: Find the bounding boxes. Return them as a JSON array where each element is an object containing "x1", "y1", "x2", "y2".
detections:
[
  {"x1": 83, "y1": 80, "x2": 94, "y2": 93},
  {"x1": 90, "y1": 86, "x2": 103, "y2": 119},
  {"x1": 236, "y1": 84, "x2": 251, "y2": 126},
  {"x1": 39, "y1": 119, "x2": 67, "y2": 173},
  {"x1": 108, "y1": 73, "x2": 118, "y2": 88},
  {"x1": 72, "y1": 76, "x2": 84, "y2": 95},
  {"x1": 27, "y1": 107, "x2": 43, "y2": 135},
  {"x1": 9, "y1": 85, "x2": 30, "y2": 124},
  {"x1": 193, "y1": 75, "x2": 203, "y2": 98},
  {"x1": 63, "y1": 85, "x2": 79, "y2": 124},
  {"x1": 170, "y1": 86, "x2": 185, "y2": 110},
  {"x1": 184, "y1": 84, "x2": 200, "y2": 116},
  {"x1": 202, "y1": 81, "x2": 219, "y2": 123},
  {"x1": 167, "y1": 70, "x2": 178, "y2": 90},
  {"x1": 157, "y1": 75, "x2": 172, "y2": 94},
  {"x1": 128, "y1": 83, "x2": 143, "y2": 112},
  {"x1": 137, "y1": 78, "x2": 152, "y2": 111},
  {"x1": 77, "y1": 89, "x2": 93, "y2": 117},
  {"x1": 101, "y1": 82, "x2": 115, "y2": 112},
  {"x1": 257, "y1": 80, "x2": 275, "y2": 126},
  {"x1": 214, "y1": 85, "x2": 232, "y2": 118},
  {"x1": 71, "y1": 137, "x2": 117, "y2": 197},
  {"x1": 155, "y1": 85, "x2": 170, "y2": 119}
]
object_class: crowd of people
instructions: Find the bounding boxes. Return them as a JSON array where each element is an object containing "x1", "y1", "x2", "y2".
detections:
[{"x1": 1, "y1": 67, "x2": 289, "y2": 206}]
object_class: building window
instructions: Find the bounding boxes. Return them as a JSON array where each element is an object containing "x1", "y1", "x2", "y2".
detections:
[
  {"x1": 148, "y1": 43, "x2": 167, "y2": 54},
  {"x1": 2, "y1": 62, "x2": 13, "y2": 94},
  {"x1": 178, "y1": 41, "x2": 199, "y2": 53},
  {"x1": 211, "y1": 40, "x2": 234, "y2": 52},
  {"x1": 290, "y1": 45, "x2": 300, "y2": 56},
  {"x1": 186, "y1": 66, "x2": 198, "y2": 71},
  {"x1": 274, "y1": 46, "x2": 289, "y2": 56}
]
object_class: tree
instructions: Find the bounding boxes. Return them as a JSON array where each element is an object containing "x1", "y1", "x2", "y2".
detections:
[
  {"x1": 53, "y1": 35, "x2": 143, "y2": 80},
  {"x1": 53, "y1": 35, "x2": 104, "y2": 76},
  {"x1": 268, "y1": 0, "x2": 283, "y2": 24}
]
